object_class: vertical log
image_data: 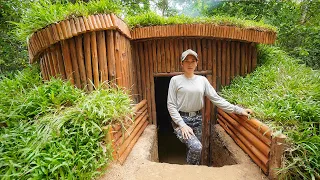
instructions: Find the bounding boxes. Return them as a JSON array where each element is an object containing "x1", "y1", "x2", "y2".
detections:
[
  {"x1": 226, "y1": 41, "x2": 231, "y2": 85},
  {"x1": 61, "y1": 40, "x2": 74, "y2": 84},
  {"x1": 207, "y1": 39, "x2": 212, "y2": 71},
  {"x1": 55, "y1": 43, "x2": 67, "y2": 80},
  {"x1": 247, "y1": 43, "x2": 252, "y2": 74},
  {"x1": 75, "y1": 36, "x2": 87, "y2": 90},
  {"x1": 169, "y1": 39, "x2": 175, "y2": 72},
  {"x1": 201, "y1": 75, "x2": 212, "y2": 165},
  {"x1": 156, "y1": 39, "x2": 161, "y2": 73},
  {"x1": 235, "y1": 42, "x2": 241, "y2": 77},
  {"x1": 114, "y1": 31, "x2": 122, "y2": 86},
  {"x1": 138, "y1": 42, "x2": 146, "y2": 100},
  {"x1": 107, "y1": 30, "x2": 116, "y2": 84},
  {"x1": 84, "y1": 33, "x2": 93, "y2": 91},
  {"x1": 40, "y1": 58, "x2": 48, "y2": 80},
  {"x1": 165, "y1": 39, "x2": 171, "y2": 72},
  {"x1": 173, "y1": 39, "x2": 180, "y2": 72},
  {"x1": 91, "y1": 32, "x2": 99, "y2": 88},
  {"x1": 202, "y1": 39, "x2": 208, "y2": 70},
  {"x1": 97, "y1": 31, "x2": 108, "y2": 83},
  {"x1": 196, "y1": 39, "x2": 202, "y2": 71},
  {"x1": 144, "y1": 42, "x2": 152, "y2": 123},
  {"x1": 178, "y1": 38, "x2": 184, "y2": 72},
  {"x1": 148, "y1": 41, "x2": 157, "y2": 125},
  {"x1": 216, "y1": 40, "x2": 222, "y2": 91},
  {"x1": 160, "y1": 39, "x2": 166, "y2": 73},
  {"x1": 212, "y1": 40, "x2": 217, "y2": 89},
  {"x1": 49, "y1": 47, "x2": 58, "y2": 78},
  {"x1": 133, "y1": 42, "x2": 142, "y2": 101},
  {"x1": 230, "y1": 41, "x2": 235, "y2": 81},
  {"x1": 152, "y1": 40, "x2": 157, "y2": 74},
  {"x1": 68, "y1": 38, "x2": 81, "y2": 88},
  {"x1": 240, "y1": 43, "x2": 246, "y2": 76},
  {"x1": 221, "y1": 41, "x2": 226, "y2": 86},
  {"x1": 252, "y1": 43, "x2": 257, "y2": 71},
  {"x1": 269, "y1": 134, "x2": 286, "y2": 179}
]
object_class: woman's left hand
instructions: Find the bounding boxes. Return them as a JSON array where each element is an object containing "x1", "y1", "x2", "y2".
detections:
[{"x1": 242, "y1": 109, "x2": 253, "y2": 117}]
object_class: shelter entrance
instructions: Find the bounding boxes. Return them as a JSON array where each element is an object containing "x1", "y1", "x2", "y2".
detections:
[{"x1": 155, "y1": 77, "x2": 187, "y2": 164}]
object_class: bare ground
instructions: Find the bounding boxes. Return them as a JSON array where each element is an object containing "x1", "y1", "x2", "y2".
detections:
[{"x1": 100, "y1": 125, "x2": 268, "y2": 180}]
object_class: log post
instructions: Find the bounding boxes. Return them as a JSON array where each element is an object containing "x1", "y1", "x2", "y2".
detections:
[{"x1": 269, "y1": 134, "x2": 286, "y2": 179}]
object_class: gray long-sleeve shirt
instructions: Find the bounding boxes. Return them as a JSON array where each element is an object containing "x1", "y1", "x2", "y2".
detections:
[{"x1": 167, "y1": 74, "x2": 244, "y2": 128}]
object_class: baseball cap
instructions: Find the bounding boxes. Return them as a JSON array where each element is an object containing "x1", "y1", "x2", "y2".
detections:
[{"x1": 181, "y1": 49, "x2": 199, "y2": 62}]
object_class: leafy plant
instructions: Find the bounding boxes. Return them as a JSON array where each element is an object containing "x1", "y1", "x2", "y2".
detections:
[{"x1": 221, "y1": 45, "x2": 320, "y2": 179}]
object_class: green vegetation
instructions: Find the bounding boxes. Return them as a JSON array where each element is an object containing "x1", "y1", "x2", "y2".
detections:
[
  {"x1": 204, "y1": 0, "x2": 320, "y2": 69},
  {"x1": 125, "y1": 11, "x2": 277, "y2": 32},
  {"x1": 0, "y1": 67, "x2": 133, "y2": 179},
  {"x1": 13, "y1": 0, "x2": 121, "y2": 42},
  {"x1": 221, "y1": 45, "x2": 320, "y2": 179}
]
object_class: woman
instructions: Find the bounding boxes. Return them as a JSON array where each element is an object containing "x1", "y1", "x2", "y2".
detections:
[{"x1": 167, "y1": 49, "x2": 253, "y2": 165}]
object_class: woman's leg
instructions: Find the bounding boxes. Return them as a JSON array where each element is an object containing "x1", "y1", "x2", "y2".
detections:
[{"x1": 174, "y1": 114, "x2": 202, "y2": 165}]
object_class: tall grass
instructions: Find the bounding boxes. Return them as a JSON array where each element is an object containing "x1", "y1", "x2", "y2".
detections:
[
  {"x1": 220, "y1": 45, "x2": 320, "y2": 179},
  {"x1": 0, "y1": 69, "x2": 133, "y2": 179},
  {"x1": 125, "y1": 11, "x2": 277, "y2": 32}
]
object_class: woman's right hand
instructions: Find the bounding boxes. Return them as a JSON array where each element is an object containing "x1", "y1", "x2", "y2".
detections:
[{"x1": 180, "y1": 125, "x2": 195, "y2": 140}]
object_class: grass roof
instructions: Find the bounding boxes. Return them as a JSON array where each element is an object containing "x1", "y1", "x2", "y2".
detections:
[{"x1": 125, "y1": 11, "x2": 277, "y2": 32}]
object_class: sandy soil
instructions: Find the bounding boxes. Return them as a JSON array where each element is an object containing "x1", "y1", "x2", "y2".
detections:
[{"x1": 100, "y1": 125, "x2": 268, "y2": 180}]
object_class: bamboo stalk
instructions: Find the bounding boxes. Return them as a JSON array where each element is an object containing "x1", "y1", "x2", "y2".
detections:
[
  {"x1": 138, "y1": 42, "x2": 146, "y2": 99},
  {"x1": 148, "y1": 41, "x2": 157, "y2": 125},
  {"x1": 75, "y1": 36, "x2": 87, "y2": 90},
  {"x1": 165, "y1": 39, "x2": 170, "y2": 72},
  {"x1": 91, "y1": 31, "x2": 99, "y2": 88},
  {"x1": 221, "y1": 41, "x2": 226, "y2": 86},
  {"x1": 196, "y1": 39, "x2": 202, "y2": 71},
  {"x1": 218, "y1": 115, "x2": 269, "y2": 167},
  {"x1": 218, "y1": 110, "x2": 270, "y2": 156},
  {"x1": 106, "y1": 31, "x2": 116, "y2": 84},
  {"x1": 50, "y1": 46, "x2": 59, "y2": 78},
  {"x1": 217, "y1": 119, "x2": 268, "y2": 173},
  {"x1": 247, "y1": 43, "x2": 252, "y2": 73},
  {"x1": 144, "y1": 42, "x2": 152, "y2": 123},
  {"x1": 70, "y1": 18, "x2": 77, "y2": 36},
  {"x1": 118, "y1": 121, "x2": 148, "y2": 165},
  {"x1": 132, "y1": 42, "x2": 142, "y2": 100},
  {"x1": 115, "y1": 109, "x2": 147, "y2": 146},
  {"x1": 114, "y1": 31, "x2": 122, "y2": 86},
  {"x1": 118, "y1": 114, "x2": 148, "y2": 157},
  {"x1": 60, "y1": 40, "x2": 74, "y2": 84},
  {"x1": 156, "y1": 39, "x2": 161, "y2": 73},
  {"x1": 207, "y1": 39, "x2": 212, "y2": 71},
  {"x1": 169, "y1": 39, "x2": 175, "y2": 72},
  {"x1": 230, "y1": 41, "x2": 235, "y2": 81},
  {"x1": 97, "y1": 31, "x2": 108, "y2": 83},
  {"x1": 226, "y1": 41, "x2": 231, "y2": 85},
  {"x1": 227, "y1": 112, "x2": 271, "y2": 146},
  {"x1": 55, "y1": 43, "x2": 66, "y2": 79},
  {"x1": 84, "y1": 33, "x2": 93, "y2": 91},
  {"x1": 160, "y1": 39, "x2": 166, "y2": 73},
  {"x1": 68, "y1": 38, "x2": 81, "y2": 88},
  {"x1": 202, "y1": 39, "x2": 207, "y2": 70}
]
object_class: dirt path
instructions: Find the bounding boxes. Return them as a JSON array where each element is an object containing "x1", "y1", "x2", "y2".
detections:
[{"x1": 100, "y1": 125, "x2": 267, "y2": 180}]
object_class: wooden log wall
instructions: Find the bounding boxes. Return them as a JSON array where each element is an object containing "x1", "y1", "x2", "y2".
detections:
[
  {"x1": 132, "y1": 37, "x2": 257, "y2": 125},
  {"x1": 217, "y1": 108, "x2": 286, "y2": 177},
  {"x1": 39, "y1": 30, "x2": 138, "y2": 100},
  {"x1": 105, "y1": 100, "x2": 149, "y2": 164}
]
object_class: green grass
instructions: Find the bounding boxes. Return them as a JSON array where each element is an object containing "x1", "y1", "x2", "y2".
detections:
[
  {"x1": 220, "y1": 45, "x2": 320, "y2": 179},
  {"x1": 12, "y1": 0, "x2": 121, "y2": 42},
  {"x1": 0, "y1": 68, "x2": 133, "y2": 179},
  {"x1": 125, "y1": 11, "x2": 277, "y2": 32},
  {"x1": 13, "y1": 1, "x2": 276, "y2": 43}
]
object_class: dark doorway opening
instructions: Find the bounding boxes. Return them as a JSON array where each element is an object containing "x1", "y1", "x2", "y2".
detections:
[{"x1": 155, "y1": 77, "x2": 186, "y2": 164}]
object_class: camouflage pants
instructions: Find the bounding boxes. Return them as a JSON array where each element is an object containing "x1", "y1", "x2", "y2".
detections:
[{"x1": 174, "y1": 114, "x2": 202, "y2": 165}]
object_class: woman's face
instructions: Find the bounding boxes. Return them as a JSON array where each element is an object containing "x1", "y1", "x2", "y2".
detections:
[{"x1": 181, "y1": 55, "x2": 198, "y2": 73}]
